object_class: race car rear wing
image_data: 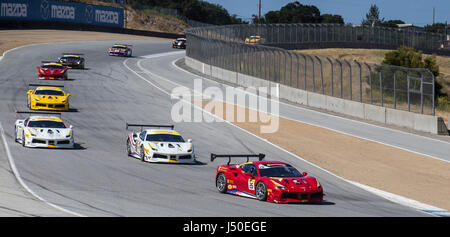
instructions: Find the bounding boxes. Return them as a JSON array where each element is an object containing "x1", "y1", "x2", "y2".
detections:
[
  {"x1": 210, "y1": 153, "x2": 265, "y2": 165},
  {"x1": 14, "y1": 110, "x2": 62, "y2": 118},
  {"x1": 126, "y1": 123, "x2": 174, "y2": 131},
  {"x1": 28, "y1": 83, "x2": 64, "y2": 88},
  {"x1": 113, "y1": 44, "x2": 133, "y2": 48},
  {"x1": 40, "y1": 61, "x2": 59, "y2": 64}
]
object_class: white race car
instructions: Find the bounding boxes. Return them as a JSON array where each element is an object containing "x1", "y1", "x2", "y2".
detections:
[
  {"x1": 14, "y1": 111, "x2": 74, "y2": 148},
  {"x1": 126, "y1": 123, "x2": 195, "y2": 164}
]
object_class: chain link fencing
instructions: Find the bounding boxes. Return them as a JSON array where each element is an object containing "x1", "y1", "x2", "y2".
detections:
[{"x1": 186, "y1": 24, "x2": 438, "y2": 115}]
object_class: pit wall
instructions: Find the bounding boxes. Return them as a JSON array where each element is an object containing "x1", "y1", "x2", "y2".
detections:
[{"x1": 185, "y1": 56, "x2": 449, "y2": 135}]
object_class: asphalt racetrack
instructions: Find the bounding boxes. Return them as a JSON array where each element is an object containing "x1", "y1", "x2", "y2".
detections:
[{"x1": 0, "y1": 40, "x2": 432, "y2": 216}]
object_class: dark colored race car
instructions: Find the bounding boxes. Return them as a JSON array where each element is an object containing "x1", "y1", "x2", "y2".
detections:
[
  {"x1": 172, "y1": 38, "x2": 186, "y2": 49},
  {"x1": 108, "y1": 44, "x2": 133, "y2": 57},
  {"x1": 212, "y1": 153, "x2": 324, "y2": 204},
  {"x1": 37, "y1": 61, "x2": 68, "y2": 80},
  {"x1": 58, "y1": 53, "x2": 85, "y2": 69}
]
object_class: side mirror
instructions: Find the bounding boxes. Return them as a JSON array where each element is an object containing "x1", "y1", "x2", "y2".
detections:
[
  {"x1": 187, "y1": 139, "x2": 192, "y2": 143},
  {"x1": 67, "y1": 93, "x2": 71, "y2": 97},
  {"x1": 69, "y1": 125, "x2": 73, "y2": 129},
  {"x1": 302, "y1": 172, "x2": 308, "y2": 177},
  {"x1": 27, "y1": 90, "x2": 32, "y2": 94}
]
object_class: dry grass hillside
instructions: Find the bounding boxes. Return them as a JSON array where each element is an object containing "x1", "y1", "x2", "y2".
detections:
[{"x1": 62, "y1": 0, "x2": 189, "y2": 34}]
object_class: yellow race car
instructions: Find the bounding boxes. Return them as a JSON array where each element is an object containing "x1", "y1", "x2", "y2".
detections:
[
  {"x1": 245, "y1": 35, "x2": 264, "y2": 44},
  {"x1": 27, "y1": 84, "x2": 70, "y2": 111}
]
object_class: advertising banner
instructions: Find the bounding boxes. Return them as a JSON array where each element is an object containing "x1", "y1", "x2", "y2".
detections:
[{"x1": 0, "y1": 0, "x2": 124, "y2": 28}]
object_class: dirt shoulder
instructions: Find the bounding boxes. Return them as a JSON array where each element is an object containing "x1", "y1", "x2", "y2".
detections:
[
  {"x1": 0, "y1": 29, "x2": 171, "y2": 55},
  {"x1": 195, "y1": 100, "x2": 450, "y2": 211}
]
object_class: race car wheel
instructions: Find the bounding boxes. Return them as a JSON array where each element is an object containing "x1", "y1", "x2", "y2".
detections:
[
  {"x1": 14, "y1": 126, "x2": 18, "y2": 141},
  {"x1": 22, "y1": 132, "x2": 26, "y2": 147},
  {"x1": 216, "y1": 173, "x2": 227, "y2": 193},
  {"x1": 126, "y1": 139, "x2": 132, "y2": 156},
  {"x1": 139, "y1": 146, "x2": 145, "y2": 162},
  {"x1": 255, "y1": 182, "x2": 267, "y2": 201}
]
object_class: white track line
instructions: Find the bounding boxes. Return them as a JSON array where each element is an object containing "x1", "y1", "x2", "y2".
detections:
[
  {"x1": 1, "y1": 44, "x2": 85, "y2": 217},
  {"x1": 124, "y1": 53, "x2": 449, "y2": 217},
  {"x1": 0, "y1": 122, "x2": 85, "y2": 217}
]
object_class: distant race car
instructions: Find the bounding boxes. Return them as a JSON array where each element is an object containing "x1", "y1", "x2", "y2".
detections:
[
  {"x1": 108, "y1": 44, "x2": 133, "y2": 57},
  {"x1": 27, "y1": 84, "x2": 70, "y2": 111},
  {"x1": 172, "y1": 38, "x2": 186, "y2": 49},
  {"x1": 126, "y1": 123, "x2": 195, "y2": 164},
  {"x1": 14, "y1": 111, "x2": 74, "y2": 148},
  {"x1": 245, "y1": 35, "x2": 264, "y2": 44},
  {"x1": 58, "y1": 53, "x2": 85, "y2": 69},
  {"x1": 37, "y1": 61, "x2": 68, "y2": 80},
  {"x1": 212, "y1": 154, "x2": 324, "y2": 203}
]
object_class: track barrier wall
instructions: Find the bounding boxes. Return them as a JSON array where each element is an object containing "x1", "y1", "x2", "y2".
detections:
[{"x1": 185, "y1": 56, "x2": 448, "y2": 135}]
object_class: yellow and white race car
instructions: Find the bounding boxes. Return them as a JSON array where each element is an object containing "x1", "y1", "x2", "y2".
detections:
[
  {"x1": 245, "y1": 35, "x2": 264, "y2": 44},
  {"x1": 27, "y1": 84, "x2": 70, "y2": 111},
  {"x1": 126, "y1": 123, "x2": 195, "y2": 164},
  {"x1": 14, "y1": 111, "x2": 74, "y2": 148}
]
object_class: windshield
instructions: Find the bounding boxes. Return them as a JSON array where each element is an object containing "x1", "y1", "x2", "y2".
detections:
[
  {"x1": 112, "y1": 46, "x2": 127, "y2": 49},
  {"x1": 34, "y1": 90, "x2": 64, "y2": 96},
  {"x1": 28, "y1": 120, "x2": 67, "y2": 128},
  {"x1": 146, "y1": 134, "x2": 185, "y2": 142},
  {"x1": 60, "y1": 57, "x2": 79, "y2": 60},
  {"x1": 42, "y1": 65, "x2": 64, "y2": 69},
  {"x1": 258, "y1": 164, "x2": 302, "y2": 177}
]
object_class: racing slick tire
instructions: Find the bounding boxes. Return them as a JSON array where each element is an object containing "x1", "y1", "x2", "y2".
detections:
[
  {"x1": 139, "y1": 146, "x2": 145, "y2": 162},
  {"x1": 14, "y1": 126, "x2": 18, "y2": 142},
  {"x1": 255, "y1": 181, "x2": 267, "y2": 201},
  {"x1": 22, "y1": 131, "x2": 26, "y2": 147},
  {"x1": 216, "y1": 172, "x2": 228, "y2": 193},
  {"x1": 126, "y1": 139, "x2": 132, "y2": 156}
]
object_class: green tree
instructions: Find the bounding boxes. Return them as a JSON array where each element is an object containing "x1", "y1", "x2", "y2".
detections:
[
  {"x1": 362, "y1": 4, "x2": 384, "y2": 27},
  {"x1": 379, "y1": 46, "x2": 443, "y2": 99},
  {"x1": 424, "y1": 23, "x2": 447, "y2": 34},
  {"x1": 320, "y1": 14, "x2": 344, "y2": 24},
  {"x1": 380, "y1": 19, "x2": 405, "y2": 28}
]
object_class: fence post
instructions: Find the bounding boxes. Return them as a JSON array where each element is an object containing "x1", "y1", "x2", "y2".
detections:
[
  {"x1": 354, "y1": 60, "x2": 362, "y2": 102},
  {"x1": 380, "y1": 66, "x2": 383, "y2": 107},
  {"x1": 420, "y1": 70, "x2": 424, "y2": 114},
  {"x1": 364, "y1": 62, "x2": 373, "y2": 104},
  {"x1": 407, "y1": 71, "x2": 410, "y2": 112},
  {"x1": 432, "y1": 70, "x2": 435, "y2": 116},
  {"x1": 344, "y1": 59, "x2": 352, "y2": 100},
  {"x1": 336, "y1": 59, "x2": 343, "y2": 98},
  {"x1": 326, "y1": 57, "x2": 334, "y2": 96},
  {"x1": 315, "y1": 55, "x2": 324, "y2": 94}
]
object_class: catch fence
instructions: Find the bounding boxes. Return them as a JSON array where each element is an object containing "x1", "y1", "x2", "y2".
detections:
[{"x1": 185, "y1": 24, "x2": 439, "y2": 115}]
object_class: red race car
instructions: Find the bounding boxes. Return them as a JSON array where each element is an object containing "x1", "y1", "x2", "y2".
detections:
[
  {"x1": 212, "y1": 153, "x2": 324, "y2": 204},
  {"x1": 37, "y1": 62, "x2": 68, "y2": 80}
]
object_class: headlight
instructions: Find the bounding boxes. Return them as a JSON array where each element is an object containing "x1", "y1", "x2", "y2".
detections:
[
  {"x1": 65, "y1": 130, "x2": 72, "y2": 138},
  {"x1": 271, "y1": 180, "x2": 286, "y2": 190},
  {"x1": 35, "y1": 98, "x2": 40, "y2": 101},
  {"x1": 317, "y1": 180, "x2": 321, "y2": 189},
  {"x1": 148, "y1": 143, "x2": 157, "y2": 151},
  {"x1": 187, "y1": 144, "x2": 193, "y2": 152},
  {"x1": 28, "y1": 129, "x2": 36, "y2": 137}
]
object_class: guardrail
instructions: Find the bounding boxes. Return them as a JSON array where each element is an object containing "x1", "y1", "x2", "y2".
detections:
[{"x1": 185, "y1": 25, "x2": 437, "y2": 116}]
